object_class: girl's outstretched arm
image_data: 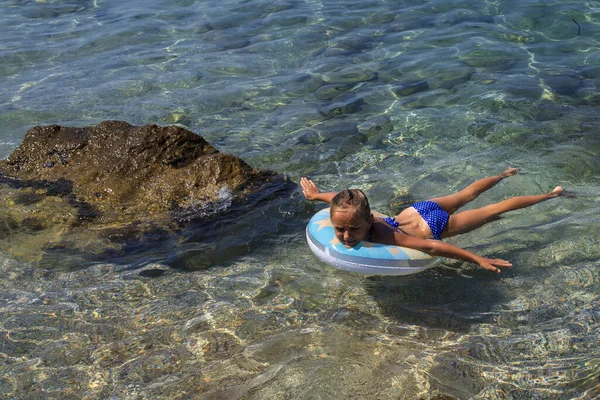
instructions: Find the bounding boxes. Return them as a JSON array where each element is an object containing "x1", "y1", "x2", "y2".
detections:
[
  {"x1": 300, "y1": 177, "x2": 337, "y2": 204},
  {"x1": 394, "y1": 232, "x2": 512, "y2": 274}
]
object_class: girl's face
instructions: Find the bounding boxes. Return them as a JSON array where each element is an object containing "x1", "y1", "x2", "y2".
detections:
[{"x1": 330, "y1": 208, "x2": 372, "y2": 248}]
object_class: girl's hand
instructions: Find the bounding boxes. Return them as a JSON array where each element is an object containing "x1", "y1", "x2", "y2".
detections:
[
  {"x1": 477, "y1": 257, "x2": 512, "y2": 274},
  {"x1": 300, "y1": 177, "x2": 320, "y2": 200}
]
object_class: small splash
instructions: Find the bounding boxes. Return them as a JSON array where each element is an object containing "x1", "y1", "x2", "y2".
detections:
[{"x1": 175, "y1": 186, "x2": 233, "y2": 222}]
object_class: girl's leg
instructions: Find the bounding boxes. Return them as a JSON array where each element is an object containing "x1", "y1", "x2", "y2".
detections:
[
  {"x1": 442, "y1": 186, "x2": 564, "y2": 238},
  {"x1": 429, "y1": 167, "x2": 520, "y2": 214}
]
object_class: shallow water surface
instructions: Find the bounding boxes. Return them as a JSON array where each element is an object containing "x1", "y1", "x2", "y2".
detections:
[{"x1": 1, "y1": 0, "x2": 600, "y2": 398}]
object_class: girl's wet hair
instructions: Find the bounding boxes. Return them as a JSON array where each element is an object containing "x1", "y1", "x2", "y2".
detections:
[{"x1": 331, "y1": 189, "x2": 371, "y2": 220}]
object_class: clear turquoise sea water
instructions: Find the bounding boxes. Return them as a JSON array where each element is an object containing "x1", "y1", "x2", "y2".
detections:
[{"x1": 1, "y1": 0, "x2": 600, "y2": 398}]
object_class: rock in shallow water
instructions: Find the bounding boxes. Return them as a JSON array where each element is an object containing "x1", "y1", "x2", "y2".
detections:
[
  {"x1": 0, "y1": 121, "x2": 280, "y2": 214},
  {"x1": 358, "y1": 116, "x2": 393, "y2": 137},
  {"x1": 0, "y1": 121, "x2": 296, "y2": 268}
]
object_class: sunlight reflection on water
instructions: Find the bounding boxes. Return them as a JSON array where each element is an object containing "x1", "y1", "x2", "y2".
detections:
[{"x1": 0, "y1": 0, "x2": 599, "y2": 398}]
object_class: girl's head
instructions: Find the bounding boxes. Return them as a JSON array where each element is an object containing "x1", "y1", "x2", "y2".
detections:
[{"x1": 330, "y1": 189, "x2": 373, "y2": 248}]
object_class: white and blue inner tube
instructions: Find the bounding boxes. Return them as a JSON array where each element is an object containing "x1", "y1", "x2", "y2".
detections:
[{"x1": 306, "y1": 208, "x2": 438, "y2": 275}]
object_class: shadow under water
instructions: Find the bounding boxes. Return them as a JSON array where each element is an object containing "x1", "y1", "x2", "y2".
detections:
[
  {"x1": 0, "y1": 175, "x2": 306, "y2": 272},
  {"x1": 365, "y1": 268, "x2": 506, "y2": 333}
]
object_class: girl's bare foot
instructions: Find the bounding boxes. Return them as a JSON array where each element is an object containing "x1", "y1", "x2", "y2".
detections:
[
  {"x1": 300, "y1": 177, "x2": 320, "y2": 200},
  {"x1": 500, "y1": 167, "x2": 520, "y2": 178},
  {"x1": 551, "y1": 186, "x2": 564, "y2": 197}
]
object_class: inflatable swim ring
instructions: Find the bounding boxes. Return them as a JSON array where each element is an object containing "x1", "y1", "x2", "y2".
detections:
[{"x1": 306, "y1": 208, "x2": 438, "y2": 275}]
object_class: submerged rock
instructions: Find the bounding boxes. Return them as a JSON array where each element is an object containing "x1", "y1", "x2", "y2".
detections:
[
  {"x1": 319, "y1": 93, "x2": 364, "y2": 118},
  {"x1": 321, "y1": 66, "x2": 378, "y2": 85},
  {"x1": 0, "y1": 121, "x2": 295, "y2": 267},
  {"x1": 428, "y1": 67, "x2": 473, "y2": 90},
  {"x1": 358, "y1": 116, "x2": 393, "y2": 137},
  {"x1": 392, "y1": 80, "x2": 430, "y2": 97},
  {"x1": 313, "y1": 83, "x2": 354, "y2": 101}
]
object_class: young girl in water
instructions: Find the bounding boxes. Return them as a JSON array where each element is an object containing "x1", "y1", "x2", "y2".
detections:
[{"x1": 300, "y1": 168, "x2": 564, "y2": 273}]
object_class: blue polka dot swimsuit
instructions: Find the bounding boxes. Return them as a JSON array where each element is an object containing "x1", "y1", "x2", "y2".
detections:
[{"x1": 410, "y1": 201, "x2": 449, "y2": 240}]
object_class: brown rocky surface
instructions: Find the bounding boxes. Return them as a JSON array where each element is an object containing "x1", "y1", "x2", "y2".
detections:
[
  {"x1": 0, "y1": 120, "x2": 279, "y2": 216},
  {"x1": 0, "y1": 121, "x2": 294, "y2": 267}
]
